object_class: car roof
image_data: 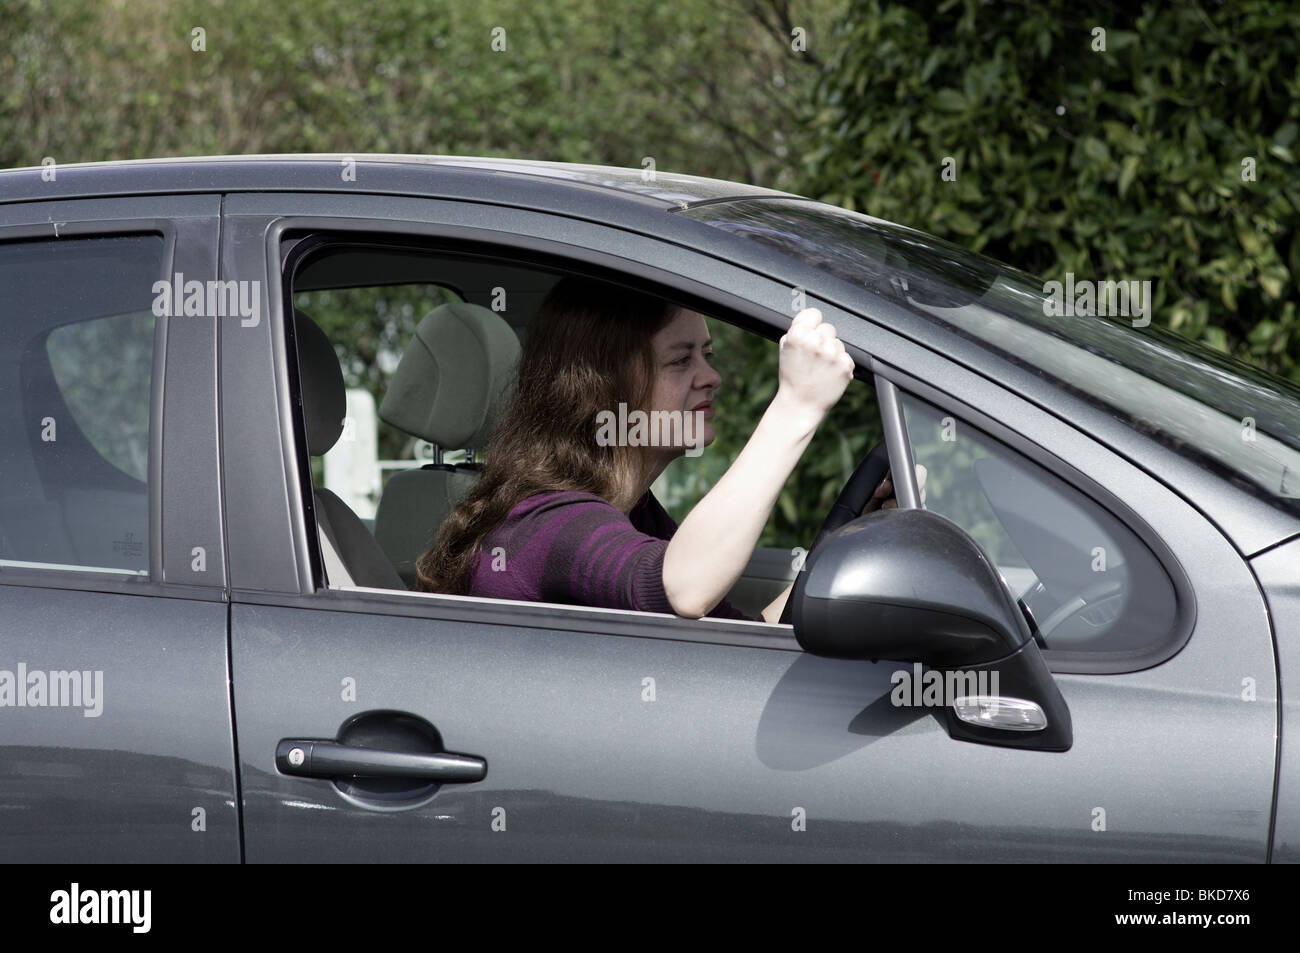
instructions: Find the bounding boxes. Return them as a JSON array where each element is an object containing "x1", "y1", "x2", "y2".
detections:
[{"x1": 0, "y1": 153, "x2": 798, "y2": 209}]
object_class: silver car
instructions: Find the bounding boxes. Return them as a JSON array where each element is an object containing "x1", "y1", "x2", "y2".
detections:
[{"x1": 1, "y1": 154, "x2": 1297, "y2": 862}]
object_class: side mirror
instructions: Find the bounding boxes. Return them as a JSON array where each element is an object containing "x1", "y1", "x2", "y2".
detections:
[
  {"x1": 790, "y1": 509, "x2": 1071, "y2": 751},
  {"x1": 792, "y1": 508, "x2": 1031, "y2": 664}
]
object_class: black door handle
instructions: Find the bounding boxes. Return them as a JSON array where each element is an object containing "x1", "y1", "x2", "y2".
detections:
[{"x1": 276, "y1": 739, "x2": 486, "y2": 782}]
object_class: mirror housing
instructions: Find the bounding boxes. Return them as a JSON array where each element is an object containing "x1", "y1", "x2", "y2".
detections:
[{"x1": 791, "y1": 508, "x2": 1032, "y2": 665}]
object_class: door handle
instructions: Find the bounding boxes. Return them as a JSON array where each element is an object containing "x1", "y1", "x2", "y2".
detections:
[{"x1": 275, "y1": 739, "x2": 486, "y2": 782}]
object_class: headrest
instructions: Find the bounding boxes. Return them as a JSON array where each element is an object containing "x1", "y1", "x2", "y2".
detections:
[
  {"x1": 379, "y1": 301, "x2": 521, "y2": 448},
  {"x1": 293, "y1": 309, "x2": 347, "y2": 456}
]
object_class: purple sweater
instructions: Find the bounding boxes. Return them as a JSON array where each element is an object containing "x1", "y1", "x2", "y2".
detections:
[{"x1": 467, "y1": 490, "x2": 758, "y2": 621}]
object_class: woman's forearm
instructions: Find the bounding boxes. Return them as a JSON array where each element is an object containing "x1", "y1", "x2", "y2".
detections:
[{"x1": 661, "y1": 390, "x2": 820, "y2": 618}]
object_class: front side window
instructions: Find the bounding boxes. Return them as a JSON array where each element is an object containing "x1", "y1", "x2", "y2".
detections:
[
  {"x1": 284, "y1": 237, "x2": 872, "y2": 622},
  {"x1": 0, "y1": 235, "x2": 162, "y2": 575},
  {"x1": 900, "y1": 390, "x2": 1181, "y2": 659}
]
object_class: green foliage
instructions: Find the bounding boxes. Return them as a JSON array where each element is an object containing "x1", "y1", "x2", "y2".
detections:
[
  {"x1": 6, "y1": 0, "x2": 1295, "y2": 545},
  {"x1": 800, "y1": 0, "x2": 1300, "y2": 383},
  {"x1": 0, "y1": 0, "x2": 838, "y2": 189}
]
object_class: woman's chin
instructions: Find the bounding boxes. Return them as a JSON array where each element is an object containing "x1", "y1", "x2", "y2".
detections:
[{"x1": 678, "y1": 427, "x2": 715, "y2": 456}]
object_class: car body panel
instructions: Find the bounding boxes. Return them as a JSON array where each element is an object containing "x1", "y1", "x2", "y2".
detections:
[{"x1": 231, "y1": 593, "x2": 1269, "y2": 862}]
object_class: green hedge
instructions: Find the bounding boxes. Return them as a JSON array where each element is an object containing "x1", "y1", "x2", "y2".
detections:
[{"x1": 798, "y1": 0, "x2": 1300, "y2": 382}]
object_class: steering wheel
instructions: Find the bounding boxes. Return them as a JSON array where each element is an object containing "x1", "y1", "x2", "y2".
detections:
[
  {"x1": 778, "y1": 439, "x2": 892, "y2": 624},
  {"x1": 1031, "y1": 576, "x2": 1126, "y2": 643}
]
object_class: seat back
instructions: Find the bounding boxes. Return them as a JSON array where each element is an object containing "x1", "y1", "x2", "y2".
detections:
[
  {"x1": 294, "y1": 309, "x2": 405, "y2": 590},
  {"x1": 374, "y1": 301, "x2": 520, "y2": 588}
]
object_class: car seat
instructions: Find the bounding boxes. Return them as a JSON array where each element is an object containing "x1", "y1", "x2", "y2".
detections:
[
  {"x1": 374, "y1": 301, "x2": 521, "y2": 588},
  {"x1": 293, "y1": 309, "x2": 406, "y2": 590}
]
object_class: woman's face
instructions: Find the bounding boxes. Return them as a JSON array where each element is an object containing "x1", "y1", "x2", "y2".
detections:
[{"x1": 644, "y1": 307, "x2": 722, "y2": 457}]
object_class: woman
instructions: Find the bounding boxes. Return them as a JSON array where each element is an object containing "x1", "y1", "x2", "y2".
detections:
[{"x1": 414, "y1": 275, "x2": 901, "y2": 621}]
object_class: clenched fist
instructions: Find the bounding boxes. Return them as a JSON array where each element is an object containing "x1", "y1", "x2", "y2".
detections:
[{"x1": 776, "y1": 308, "x2": 855, "y2": 420}]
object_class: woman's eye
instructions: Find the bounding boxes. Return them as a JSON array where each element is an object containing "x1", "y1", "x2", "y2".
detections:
[{"x1": 674, "y1": 355, "x2": 691, "y2": 366}]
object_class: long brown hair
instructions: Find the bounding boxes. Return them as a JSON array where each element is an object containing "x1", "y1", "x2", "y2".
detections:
[{"x1": 414, "y1": 274, "x2": 678, "y2": 595}]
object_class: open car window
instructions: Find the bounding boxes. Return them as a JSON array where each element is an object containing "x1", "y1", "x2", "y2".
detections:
[{"x1": 284, "y1": 237, "x2": 856, "y2": 623}]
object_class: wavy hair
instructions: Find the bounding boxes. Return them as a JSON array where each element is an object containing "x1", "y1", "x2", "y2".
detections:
[{"x1": 414, "y1": 275, "x2": 678, "y2": 595}]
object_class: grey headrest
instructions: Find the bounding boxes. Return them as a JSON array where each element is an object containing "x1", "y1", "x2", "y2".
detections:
[
  {"x1": 294, "y1": 309, "x2": 346, "y2": 456},
  {"x1": 379, "y1": 301, "x2": 521, "y2": 448}
]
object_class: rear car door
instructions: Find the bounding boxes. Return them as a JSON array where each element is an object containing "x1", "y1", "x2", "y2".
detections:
[
  {"x1": 220, "y1": 187, "x2": 1276, "y2": 861},
  {"x1": 0, "y1": 194, "x2": 238, "y2": 861}
]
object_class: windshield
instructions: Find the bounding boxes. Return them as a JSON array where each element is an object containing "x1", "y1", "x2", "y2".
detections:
[{"x1": 679, "y1": 197, "x2": 1300, "y2": 517}]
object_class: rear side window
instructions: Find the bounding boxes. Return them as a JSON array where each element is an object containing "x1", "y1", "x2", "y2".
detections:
[{"x1": 0, "y1": 235, "x2": 162, "y2": 575}]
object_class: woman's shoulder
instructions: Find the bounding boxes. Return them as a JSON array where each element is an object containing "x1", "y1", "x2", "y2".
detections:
[
  {"x1": 507, "y1": 489, "x2": 620, "y2": 520},
  {"x1": 509, "y1": 489, "x2": 675, "y2": 539}
]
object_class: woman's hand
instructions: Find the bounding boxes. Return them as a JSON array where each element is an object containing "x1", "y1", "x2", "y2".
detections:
[
  {"x1": 775, "y1": 308, "x2": 855, "y2": 423},
  {"x1": 862, "y1": 464, "x2": 928, "y2": 513}
]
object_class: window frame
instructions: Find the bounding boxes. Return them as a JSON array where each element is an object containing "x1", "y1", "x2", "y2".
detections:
[
  {"x1": 275, "y1": 224, "x2": 846, "y2": 650},
  {"x1": 0, "y1": 222, "x2": 171, "y2": 592}
]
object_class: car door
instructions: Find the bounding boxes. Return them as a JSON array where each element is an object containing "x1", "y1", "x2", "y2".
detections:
[
  {"x1": 0, "y1": 193, "x2": 239, "y2": 861},
  {"x1": 221, "y1": 188, "x2": 1276, "y2": 861}
]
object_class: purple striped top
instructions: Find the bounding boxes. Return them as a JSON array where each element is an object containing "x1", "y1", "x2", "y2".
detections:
[{"x1": 467, "y1": 489, "x2": 758, "y2": 620}]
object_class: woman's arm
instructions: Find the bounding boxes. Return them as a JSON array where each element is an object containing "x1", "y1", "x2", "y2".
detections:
[{"x1": 661, "y1": 308, "x2": 854, "y2": 619}]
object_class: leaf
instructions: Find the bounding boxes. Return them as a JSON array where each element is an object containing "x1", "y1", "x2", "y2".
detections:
[
  {"x1": 1081, "y1": 136, "x2": 1110, "y2": 163},
  {"x1": 1221, "y1": 282, "x2": 1237, "y2": 312},
  {"x1": 934, "y1": 88, "x2": 966, "y2": 112},
  {"x1": 920, "y1": 50, "x2": 943, "y2": 83},
  {"x1": 944, "y1": 209, "x2": 981, "y2": 235},
  {"x1": 1268, "y1": 143, "x2": 1295, "y2": 163},
  {"x1": 1237, "y1": 226, "x2": 1263, "y2": 257},
  {"x1": 1249, "y1": 320, "x2": 1279, "y2": 344},
  {"x1": 1118, "y1": 154, "x2": 1140, "y2": 196},
  {"x1": 1107, "y1": 30, "x2": 1139, "y2": 51}
]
